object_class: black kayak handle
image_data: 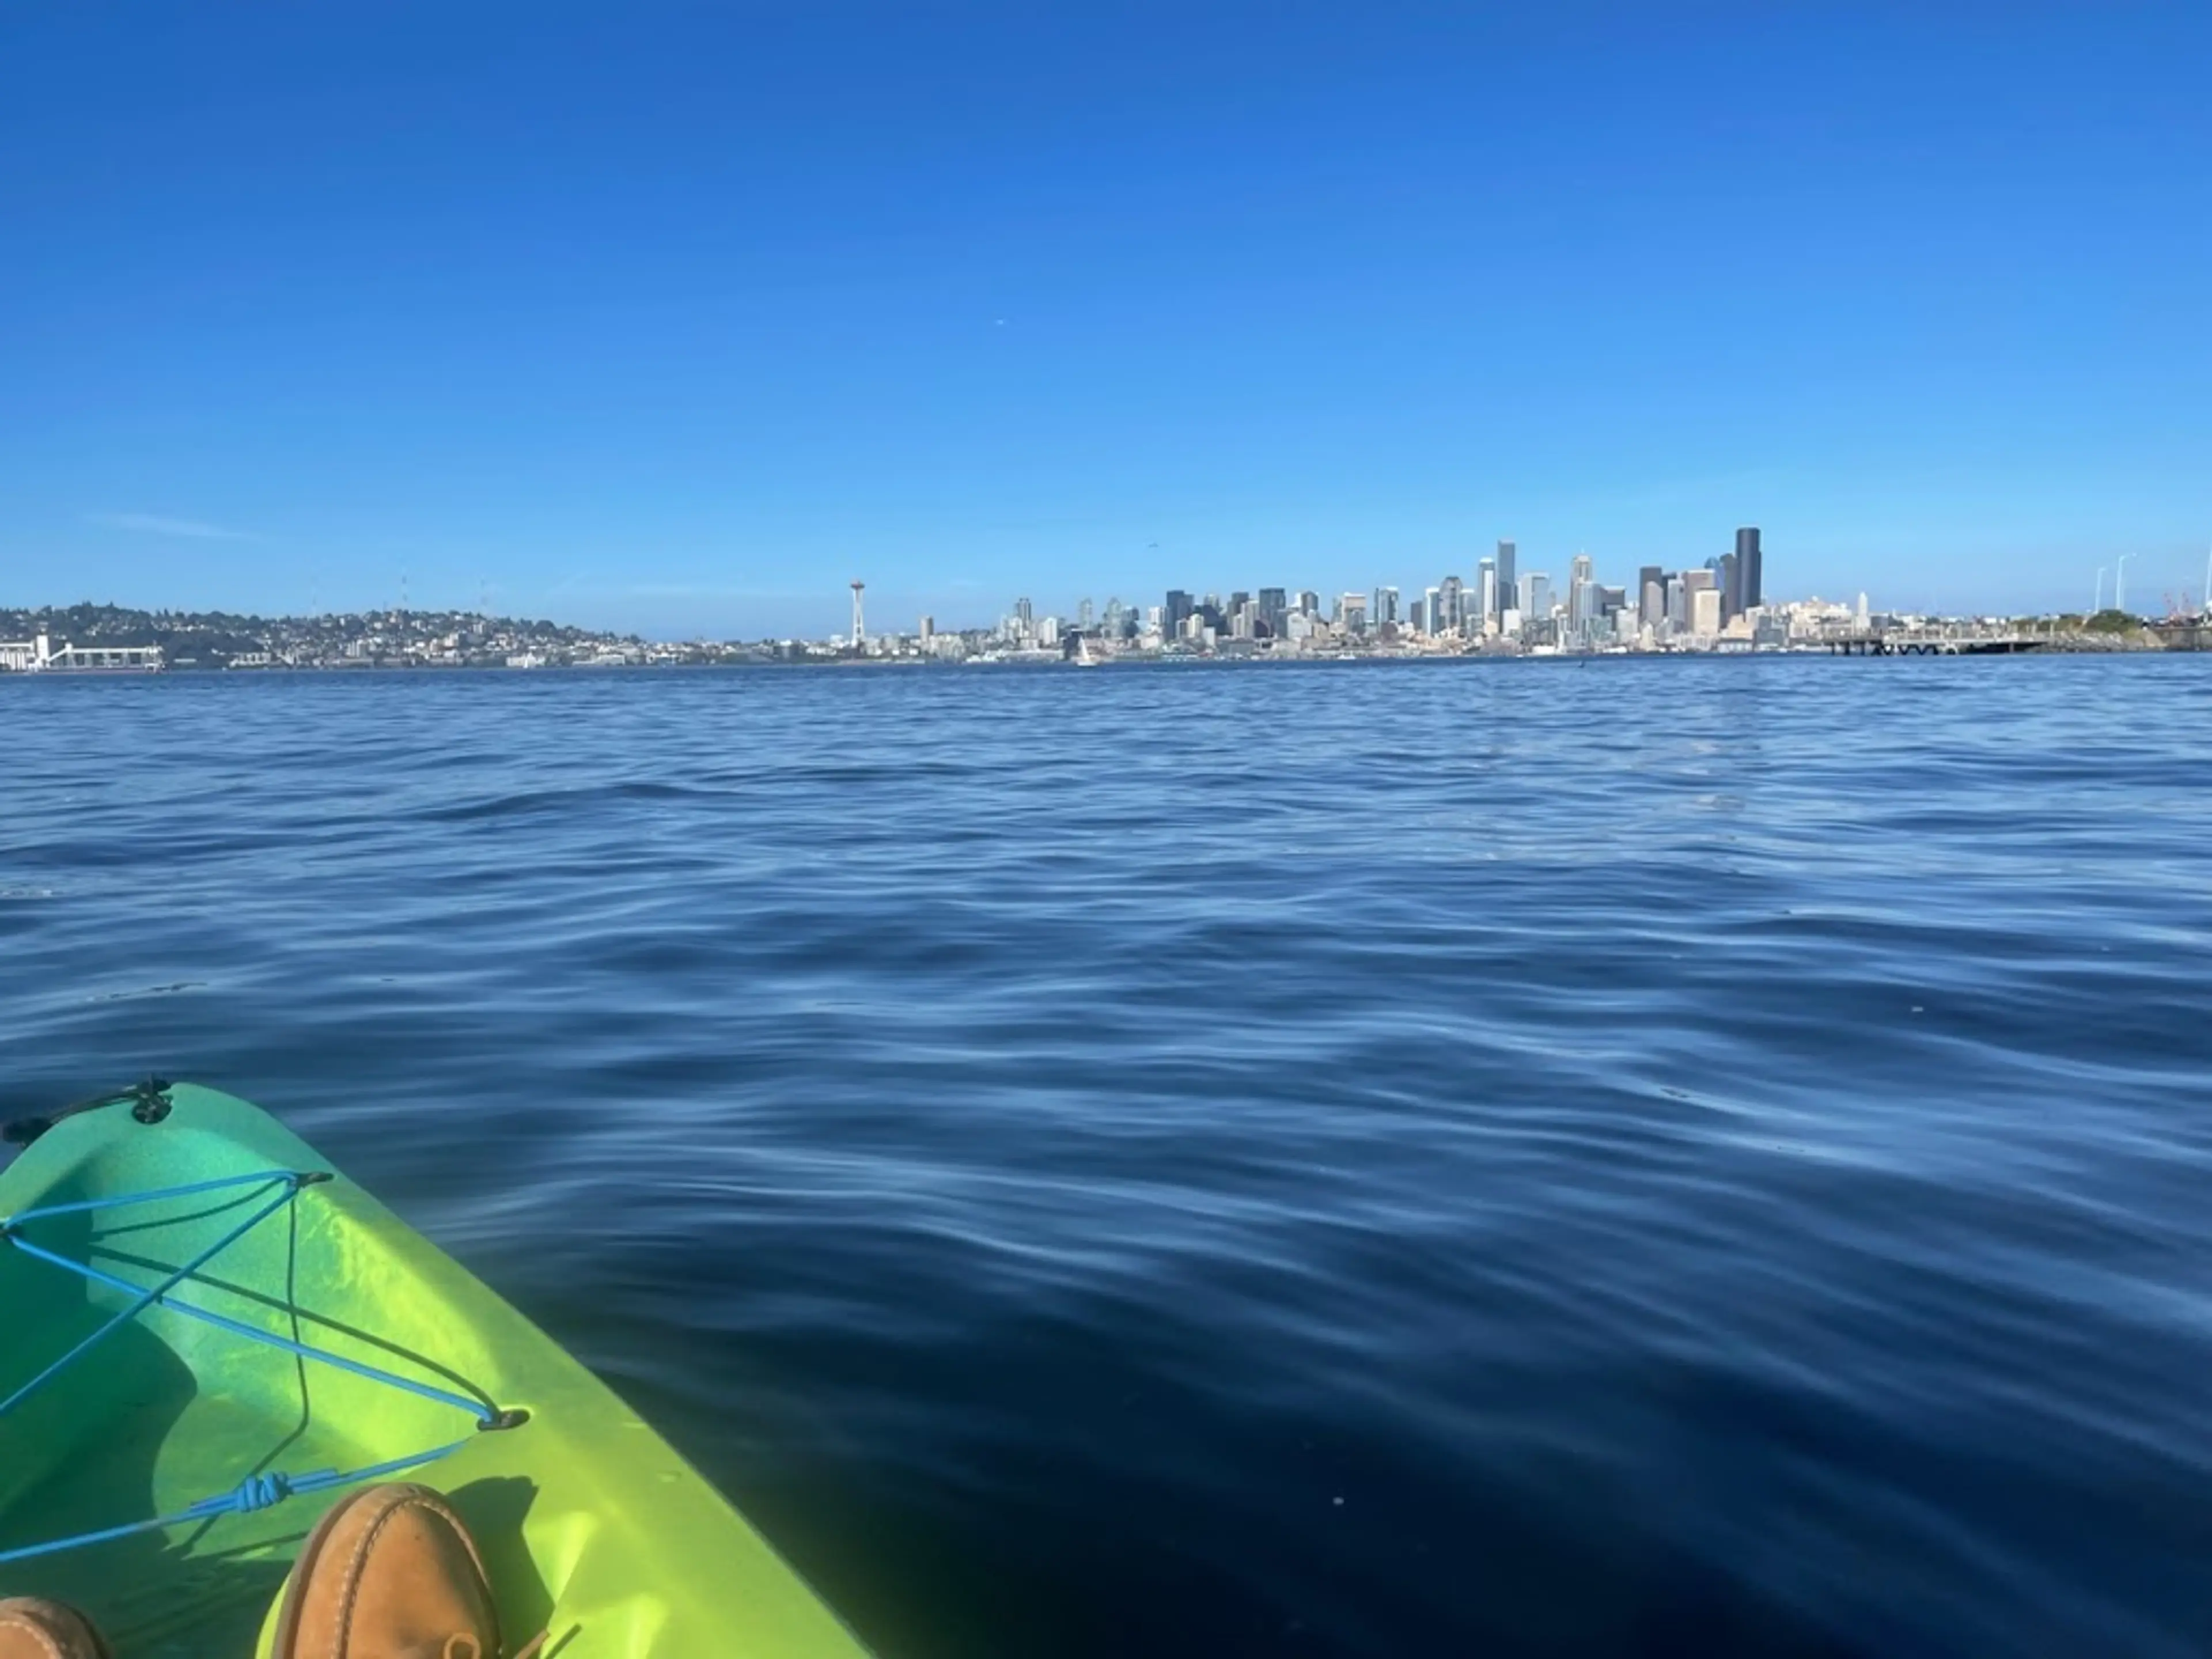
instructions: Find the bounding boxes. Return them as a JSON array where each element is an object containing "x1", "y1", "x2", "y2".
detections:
[{"x1": 3, "y1": 1077, "x2": 173, "y2": 1147}]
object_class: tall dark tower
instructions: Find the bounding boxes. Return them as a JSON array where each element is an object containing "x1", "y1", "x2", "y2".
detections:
[
  {"x1": 1495, "y1": 540, "x2": 1517, "y2": 620},
  {"x1": 1736, "y1": 527, "x2": 1763, "y2": 611}
]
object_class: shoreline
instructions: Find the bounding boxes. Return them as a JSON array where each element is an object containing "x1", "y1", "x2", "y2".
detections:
[{"x1": 5, "y1": 634, "x2": 2205, "y2": 678}]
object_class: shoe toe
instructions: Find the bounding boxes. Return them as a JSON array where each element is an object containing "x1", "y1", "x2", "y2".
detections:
[
  {"x1": 0, "y1": 1599, "x2": 108, "y2": 1659},
  {"x1": 274, "y1": 1483, "x2": 500, "y2": 1659}
]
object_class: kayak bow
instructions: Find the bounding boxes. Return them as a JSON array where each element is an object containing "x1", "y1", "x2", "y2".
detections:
[{"x1": 0, "y1": 1081, "x2": 869, "y2": 1658}]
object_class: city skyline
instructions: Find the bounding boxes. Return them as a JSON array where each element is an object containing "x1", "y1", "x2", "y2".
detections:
[
  {"x1": 12, "y1": 526, "x2": 2210, "y2": 646},
  {"x1": 19, "y1": 524, "x2": 2212, "y2": 653},
  {"x1": 13, "y1": 523, "x2": 2205, "y2": 676},
  {"x1": 961, "y1": 525, "x2": 1796, "y2": 658}
]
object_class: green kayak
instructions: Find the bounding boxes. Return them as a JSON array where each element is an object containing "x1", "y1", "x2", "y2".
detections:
[{"x1": 0, "y1": 1081, "x2": 870, "y2": 1658}]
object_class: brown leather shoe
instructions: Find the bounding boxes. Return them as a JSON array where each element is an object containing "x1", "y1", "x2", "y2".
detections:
[
  {"x1": 272, "y1": 1483, "x2": 501, "y2": 1659},
  {"x1": 0, "y1": 1600, "x2": 109, "y2": 1659}
]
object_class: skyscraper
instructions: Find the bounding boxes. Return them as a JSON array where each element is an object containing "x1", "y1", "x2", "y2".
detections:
[
  {"x1": 1373, "y1": 586, "x2": 1400, "y2": 628},
  {"x1": 1567, "y1": 554, "x2": 1594, "y2": 635},
  {"x1": 1718, "y1": 551, "x2": 1741, "y2": 621},
  {"x1": 1437, "y1": 574, "x2": 1465, "y2": 635},
  {"x1": 1680, "y1": 566, "x2": 1717, "y2": 635},
  {"x1": 1736, "y1": 527, "x2": 1763, "y2": 611},
  {"x1": 1521, "y1": 573, "x2": 1552, "y2": 621},
  {"x1": 1495, "y1": 541, "x2": 1517, "y2": 622},
  {"x1": 1258, "y1": 587, "x2": 1288, "y2": 637},
  {"x1": 1638, "y1": 566, "x2": 1665, "y2": 629},
  {"x1": 1164, "y1": 589, "x2": 1194, "y2": 638},
  {"x1": 1476, "y1": 558, "x2": 1497, "y2": 633}
]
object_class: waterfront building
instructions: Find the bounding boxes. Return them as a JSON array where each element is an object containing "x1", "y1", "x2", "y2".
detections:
[
  {"x1": 1495, "y1": 541, "x2": 1517, "y2": 622},
  {"x1": 1638, "y1": 566, "x2": 1664, "y2": 628},
  {"x1": 0, "y1": 632, "x2": 163, "y2": 672},
  {"x1": 1373, "y1": 586, "x2": 1400, "y2": 628},
  {"x1": 1423, "y1": 585, "x2": 1442, "y2": 637},
  {"x1": 1477, "y1": 559, "x2": 1498, "y2": 635},
  {"x1": 1408, "y1": 599, "x2": 1425, "y2": 635},
  {"x1": 1339, "y1": 593, "x2": 1369, "y2": 634},
  {"x1": 1258, "y1": 588, "x2": 1288, "y2": 636}
]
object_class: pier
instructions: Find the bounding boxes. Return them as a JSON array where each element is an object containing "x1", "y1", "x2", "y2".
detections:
[
  {"x1": 0, "y1": 632, "x2": 164, "y2": 672},
  {"x1": 1825, "y1": 631, "x2": 2043, "y2": 657}
]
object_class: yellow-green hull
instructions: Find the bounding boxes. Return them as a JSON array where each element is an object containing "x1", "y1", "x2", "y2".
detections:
[{"x1": 0, "y1": 1082, "x2": 869, "y2": 1657}]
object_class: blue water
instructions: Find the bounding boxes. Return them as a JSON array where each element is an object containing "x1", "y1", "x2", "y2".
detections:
[{"x1": 5, "y1": 656, "x2": 2211, "y2": 1656}]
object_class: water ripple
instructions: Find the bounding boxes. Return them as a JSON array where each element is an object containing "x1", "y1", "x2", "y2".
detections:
[{"x1": 4, "y1": 655, "x2": 2211, "y2": 1657}]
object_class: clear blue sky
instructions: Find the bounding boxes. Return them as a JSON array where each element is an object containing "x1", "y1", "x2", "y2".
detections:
[{"x1": 5, "y1": 5, "x2": 2208, "y2": 637}]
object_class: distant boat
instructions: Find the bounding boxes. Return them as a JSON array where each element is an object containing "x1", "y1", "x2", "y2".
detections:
[{"x1": 1075, "y1": 635, "x2": 1105, "y2": 667}]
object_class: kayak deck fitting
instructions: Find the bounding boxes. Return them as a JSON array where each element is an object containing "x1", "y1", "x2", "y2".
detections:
[{"x1": 0, "y1": 1081, "x2": 868, "y2": 1658}]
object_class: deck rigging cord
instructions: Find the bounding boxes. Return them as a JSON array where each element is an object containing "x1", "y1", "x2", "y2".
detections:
[{"x1": 0, "y1": 1120, "x2": 522, "y2": 1567}]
